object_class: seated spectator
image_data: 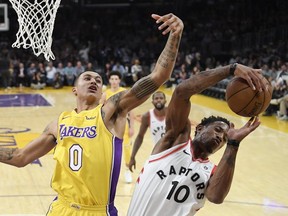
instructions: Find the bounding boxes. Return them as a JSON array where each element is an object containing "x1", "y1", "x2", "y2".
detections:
[
  {"x1": 270, "y1": 94, "x2": 288, "y2": 121},
  {"x1": 263, "y1": 65, "x2": 288, "y2": 116},
  {"x1": 14, "y1": 62, "x2": 28, "y2": 90},
  {"x1": 31, "y1": 71, "x2": 46, "y2": 90},
  {"x1": 131, "y1": 59, "x2": 142, "y2": 83},
  {"x1": 26, "y1": 62, "x2": 37, "y2": 87},
  {"x1": 46, "y1": 61, "x2": 57, "y2": 86},
  {"x1": 75, "y1": 60, "x2": 85, "y2": 77},
  {"x1": 53, "y1": 72, "x2": 63, "y2": 89},
  {"x1": 63, "y1": 62, "x2": 76, "y2": 86}
]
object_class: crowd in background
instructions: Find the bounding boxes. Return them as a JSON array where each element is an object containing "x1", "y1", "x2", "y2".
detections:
[{"x1": 0, "y1": 0, "x2": 287, "y2": 119}]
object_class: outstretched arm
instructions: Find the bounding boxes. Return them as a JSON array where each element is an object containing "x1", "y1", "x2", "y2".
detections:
[
  {"x1": 205, "y1": 117, "x2": 261, "y2": 204},
  {"x1": 113, "y1": 13, "x2": 184, "y2": 113},
  {"x1": 129, "y1": 112, "x2": 150, "y2": 172},
  {"x1": 160, "y1": 64, "x2": 268, "y2": 151},
  {"x1": 0, "y1": 120, "x2": 57, "y2": 167}
]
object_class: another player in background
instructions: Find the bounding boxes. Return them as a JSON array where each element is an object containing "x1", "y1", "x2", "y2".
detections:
[
  {"x1": 0, "y1": 13, "x2": 184, "y2": 216},
  {"x1": 101, "y1": 70, "x2": 135, "y2": 183},
  {"x1": 127, "y1": 63, "x2": 268, "y2": 215},
  {"x1": 128, "y1": 91, "x2": 167, "y2": 172}
]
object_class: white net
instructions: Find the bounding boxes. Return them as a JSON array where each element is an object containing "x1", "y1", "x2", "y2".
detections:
[{"x1": 9, "y1": 0, "x2": 62, "y2": 61}]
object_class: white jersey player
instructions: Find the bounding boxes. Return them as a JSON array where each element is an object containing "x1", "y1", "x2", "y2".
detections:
[
  {"x1": 128, "y1": 139, "x2": 215, "y2": 215},
  {"x1": 129, "y1": 91, "x2": 167, "y2": 172},
  {"x1": 149, "y1": 108, "x2": 166, "y2": 144},
  {"x1": 128, "y1": 63, "x2": 264, "y2": 215}
]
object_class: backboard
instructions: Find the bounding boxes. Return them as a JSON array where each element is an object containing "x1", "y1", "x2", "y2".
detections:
[{"x1": 0, "y1": 3, "x2": 9, "y2": 31}]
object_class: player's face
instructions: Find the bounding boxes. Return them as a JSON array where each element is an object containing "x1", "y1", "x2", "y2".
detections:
[
  {"x1": 195, "y1": 121, "x2": 229, "y2": 154},
  {"x1": 73, "y1": 71, "x2": 103, "y2": 102},
  {"x1": 109, "y1": 75, "x2": 121, "y2": 88},
  {"x1": 152, "y1": 93, "x2": 166, "y2": 110}
]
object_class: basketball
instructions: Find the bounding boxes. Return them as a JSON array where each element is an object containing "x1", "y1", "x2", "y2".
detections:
[{"x1": 225, "y1": 77, "x2": 273, "y2": 117}]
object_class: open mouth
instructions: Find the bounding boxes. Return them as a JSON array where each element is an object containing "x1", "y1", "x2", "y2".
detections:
[{"x1": 88, "y1": 86, "x2": 97, "y2": 91}]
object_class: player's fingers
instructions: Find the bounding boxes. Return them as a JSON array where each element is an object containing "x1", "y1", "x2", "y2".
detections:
[
  {"x1": 158, "y1": 15, "x2": 176, "y2": 31},
  {"x1": 161, "y1": 21, "x2": 179, "y2": 35},
  {"x1": 155, "y1": 13, "x2": 174, "y2": 24},
  {"x1": 129, "y1": 164, "x2": 133, "y2": 172},
  {"x1": 151, "y1": 14, "x2": 161, "y2": 21},
  {"x1": 133, "y1": 164, "x2": 136, "y2": 172},
  {"x1": 251, "y1": 70, "x2": 266, "y2": 92}
]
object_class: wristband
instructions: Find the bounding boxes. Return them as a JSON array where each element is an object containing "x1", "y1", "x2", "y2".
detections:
[
  {"x1": 227, "y1": 139, "x2": 240, "y2": 148},
  {"x1": 229, "y1": 63, "x2": 237, "y2": 76}
]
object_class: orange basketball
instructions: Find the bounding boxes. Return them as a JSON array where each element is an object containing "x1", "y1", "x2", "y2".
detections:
[{"x1": 225, "y1": 77, "x2": 273, "y2": 117}]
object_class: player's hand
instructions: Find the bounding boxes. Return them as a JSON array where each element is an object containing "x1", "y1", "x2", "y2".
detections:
[
  {"x1": 234, "y1": 63, "x2": 269, "y2": 93},
  {"x1": 227, "y1": 117, "x2": 261, "y2": 142},
  {"x1": 128, "y1": 157, "x2": 136, "y2": 172},
  {"x1": 151, "y1": 13, "x2": 184, "y2": 36}
]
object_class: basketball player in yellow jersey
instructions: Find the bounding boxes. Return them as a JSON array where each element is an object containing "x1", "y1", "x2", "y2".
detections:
[
  {"x1": 101, "y1": 70, "x2": 134, "y2": 183},
  {"x1": 0, "y1": 13, "x2": 184, "y2": 216}
]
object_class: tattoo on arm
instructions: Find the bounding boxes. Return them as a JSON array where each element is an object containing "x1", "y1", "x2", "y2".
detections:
[
  {"x1": 110, "y1": 91, "x2": 125, "y2": 106},
  {"x1": 131, "y1": 76, "x2": 158, "y2": 99},
  {"x1": 101, "y1": 108, "x2": 106, "y2": 119},
  {"x1": 157, "y1": 34, "x2": 180, "y2": 69},
  {"x1": 0, "y1": 148, "x2": 17, "y2": 161}
]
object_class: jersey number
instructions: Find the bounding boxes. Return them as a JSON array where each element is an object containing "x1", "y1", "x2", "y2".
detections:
[
  {"x1": 69, "y1": 144, "x2": 83, "y2": 171},
  {"x1": 167, "y1": 181, "x2": 190, "y2": 203}
]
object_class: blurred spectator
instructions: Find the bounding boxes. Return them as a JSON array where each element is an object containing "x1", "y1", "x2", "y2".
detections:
[
  {"x1": 38, "y1": 62, "x2": 47, "y2": 84},
  {"x1": 31, "y1": 71, "x2": 46, "y2": 90},
  {"x1": 75, "y1": 60, "x2": 85, "y2": 76},
  {"x1": 176, "y1": 63, "x2": 190, "y2": 84},
  {"x1": 103, "y1": 62, "x2": 112, "y2": 85},
  {"x1": 63, "y1": 62, "x2": 76, "y2": 86},
  {"x1": 46, "y1": 61, "x2": 57, "y2": 86},
  {"x1": 14, "y1": 62, "x2": 27, "y2": 89},
  {"x1": 112, "y1": 61, "x2": 126, "y2": 76},
  {"x1": 263, "y1": 64, "x2": 288, "y2": 116},
  {"x1": 26, "y1": 63, "x2": 37, "y2": 87},
  {"x1": 85, "y1": 62, "x2": 95, "y2": 71},
  {"x1": 131, "y1": 59, "x2": 142, "y2": 83},
  {"x1": 56, "y1": 62, "x2": 65, "y2": 84},
  {"x1": 53, "y1": 72, "x2": 63, "y2": 89},
  {"x1": 79, "y1": 41, "x2": 91, "y2": 63}
]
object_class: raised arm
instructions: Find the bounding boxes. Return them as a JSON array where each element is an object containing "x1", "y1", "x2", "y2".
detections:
[
  {"x1": 0, "y1": 119, "x2": 57, "y2": 167},
  {"x1": 113, "y1": 13, "x2": 183, "y2": 113},
  {"x1": 128, "y1": 112, "x2": 150, "y2": 172},
  {"x1": 161, "y1": 64, "x2": 268, "y2": 150}
]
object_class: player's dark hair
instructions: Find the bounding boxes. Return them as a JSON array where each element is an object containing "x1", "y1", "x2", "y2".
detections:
[
  {"x1": 194, "y1": 116, "x2": 230, "y2": 136},
  {"x1": 74, "y1": 71, "x2": 99, "y2": 86},
  {"x1": 108, "y1": 70, "x2": 122, "y2": 79},
  {"x1": 152, "y1": 91, "x2": 166, "y2": 100}
]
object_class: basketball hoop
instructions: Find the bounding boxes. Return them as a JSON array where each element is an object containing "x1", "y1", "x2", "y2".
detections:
[{"x1": 9, "y1": 0, "x2": 62, "y2": 61}]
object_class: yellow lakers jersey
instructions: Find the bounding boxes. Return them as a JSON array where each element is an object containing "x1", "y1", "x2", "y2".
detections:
[
  {"x1": 51, "y1": 105, "x2": 123, "y2": 209},
  {"x1": 105, "y1": 87, "x2": 130, "y2": 144}
]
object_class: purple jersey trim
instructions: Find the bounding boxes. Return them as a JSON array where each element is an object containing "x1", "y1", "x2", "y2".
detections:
[{"x1": 108, "y1": 136, "x2": 122, "y2": 215}]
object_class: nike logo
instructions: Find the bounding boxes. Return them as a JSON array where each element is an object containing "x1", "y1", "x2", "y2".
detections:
[
  {"x1": 183, "y1": 149, "x2": 190, "y2": 155},
  {"x1": 86, "y1": 116, "x2": 96, "y2": 120},
  {"x1": 62, "y1": 116, "x2": 70, "y2": 120}
]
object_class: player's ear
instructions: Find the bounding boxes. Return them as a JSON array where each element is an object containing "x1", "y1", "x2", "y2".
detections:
[{"x1": 72, "y1": 87, "x2": 77, "y2": 96}]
